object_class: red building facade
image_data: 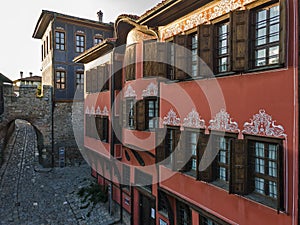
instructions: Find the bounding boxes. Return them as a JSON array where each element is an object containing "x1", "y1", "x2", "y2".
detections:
[{"x1": 75, "y1": 0, "x2": 298, "y2": 224}]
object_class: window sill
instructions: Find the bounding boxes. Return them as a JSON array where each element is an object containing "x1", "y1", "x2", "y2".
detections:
[
  {"x1": 211, "y1": 180, "x2": 229, "y2": 191},
  {"x1": 246, "y1": 64, "x2": 284, "y2": 73},
  {"x1": 245, "y1": 192, "x2": 278, "y2": 209}
]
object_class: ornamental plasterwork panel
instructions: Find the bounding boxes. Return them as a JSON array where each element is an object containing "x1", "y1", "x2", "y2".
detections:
[
  {"x1": 90, "y1": 106, "x2": 95, "y2": 115},
  {"x1": 85, "y1": 107, "x2": 90, "y2": 115},
  {"x1": 142, "y1": 82, "x2": 158, "y2": 97},
  {"x1": 159, "y1": 0, "x2": 256, "y2": 40},
  {"x1": 208, "y1": 109, "x2": 240, "y2": 133},
  {"x1": 77, "y1": 30, "x2": 85, "y2": 34},
  {"x1": 56, "y1": 27, "x2": 64, "y2": 30},
  {"x1": 183, "y1": 109, "x2": 206, "y2": 129},
  {"x1": 102, "y1": 106, "x2": 109, "y2": 116},
  {"x1": 242, "y1": 109, "x2": 286, "y2": 138},
  {"x1": 163, "y1": 109, "x2": 181, "y2": 126},
  {"x1": 124, "y1": 85, "x2": 137, "y2": 98},
  {"x1": 95, "y1": 106, "x2": 101, "y2": 115}
]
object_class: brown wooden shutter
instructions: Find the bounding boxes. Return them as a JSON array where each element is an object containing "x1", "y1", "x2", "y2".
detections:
[
  {"x1": 174, "y1": 130, "x2": 186, "y2": 171},
  {"x1": 122, "y1": 99, "x2": 127, "y2": 128},
  {"x1": 155, "y1": 42, "x2": 167, "y2": 78},
  {"x1": 125, "y1": 44, "x2": 136, "y2": 81},
  {"x1": 198, "y1": 134, "x2": 214, "y2": 182},
  {"x1": 231, "y1": 10, "x2": 249, "y2": 71},
  {"x1": 277, "y1": 142, "x2": 284, "y2": 212},
  {"x1": 156, "y1": 128, "x2": 166, "y2": 163},
  {"x1": 91, "y1": 68, "x2": 97, "y2": 93},
  {"x1": 198, "y1": 25, "x2": 214, "y2": 77},
  {"x1": 136, "y1": 99, "x2": 145, "y2": 131},
  {"x1": 229, "y1": 139, "x2": 248, "y2": 195},
  {"x1": 97, "y1": 66, "x2": 103, "y2": 92},
  {"x1": 174, "y1": 35, "x2": 189, "y2": 80},
  {"x1": 279, "y1": 0, "x2": 286, "y2": 65},
  {"x1": 143, "y1": 41, "x2": 155, "y2": 77},
  {"x1": 172, "y1": 128, "x2": 182, "y2": 170}
]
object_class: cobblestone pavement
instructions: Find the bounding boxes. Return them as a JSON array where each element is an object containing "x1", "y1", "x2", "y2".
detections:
[{"x1": 0, "y1": 120, "x2": 119, "y2": 225}]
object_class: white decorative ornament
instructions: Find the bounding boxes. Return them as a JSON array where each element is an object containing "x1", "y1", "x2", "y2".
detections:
[
  {"x1": 85, "y1": 106, "x2": 90, "y2": 114},
  {"x1": 124, "y1": 85, "x2": 137, "y2": 98},
  {"x1": 77, "y1": 30, "x2": 85, "y2": 34},
  {"x1": 102, "y1": 106, "x2": 109, "y2": 116},
  {"x1": 163, "y1": 109, "x2": 181, "y2": 126},
  {"x1": 183, "y1": 109, "x2": 206, "y2": 129},
  {"x1": 242, "y1": 109, "x2": 286, "y2": 138},
  {"x1": 142, "y1": 82, "x2": 158, "y2": 97},
  {"x1": 90, "y1": 106, "x2": 95, "y2": 115},
  {"x1": 96, "y1": 106, "x2": 101, "y2": 115},
  {"x1": 56, "y1": 27, "x2": 64, "y2": 30},
  {"x1": 208, "y1": 109, "x2": 240, "y2": 133}
]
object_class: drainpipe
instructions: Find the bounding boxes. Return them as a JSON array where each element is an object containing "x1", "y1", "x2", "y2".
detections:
[{"x1": 51, "y1": 15, "x2": 56, "y2": 168}]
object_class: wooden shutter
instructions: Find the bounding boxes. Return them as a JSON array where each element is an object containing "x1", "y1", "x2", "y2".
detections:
[
  {"x1": 91, "y1": 68, "x2": 97, "y2": 93},
  {"x1": 279, "y1": 0, "x2": 286, "y2": 65},
  {"x1": 277, "y1": 142, "x2": 284, "y2": 212},
  {"x1": 231, "y1": 10, "x2": 249, "y2": 71},
  {"x1": 198, "y1": 134, "x2": 214, "y2": 182},
  {"x1": 95, "y1": 116, "x2": 101, "y2": 139},
  {"x1": 143, "y1": 41, "x2": 155, "y2": 77},
  {"x1": 97, "y1": 66, "x2": 104, "y2": 92},
  {"x1": 155, "y1": 42, "x2": 167, "y2": 77},
  {"x1": 125, "y1": 44, "x2": 136, "y2": 81},
  {"x1": 156, "y1": 128, "x2": 166, "y2": 163},
  {"x1": 174, "y1": 130, "x2": 186, "y2": 171},
  {"x1": 135, "y1": 99, "x2": 145, "y2": 131},
  {"x1": 198, "y1": 25, "x2": 214, "y2": 77},
  {"x1": 229, "y1": 139, "x2": 248, "y2": 194},
  {"x1": 122, "y1": 99, "x2": 127, "y2": 128},
  {"x1": 174, "y1": 35, "x2": 189, "y2": 80}
]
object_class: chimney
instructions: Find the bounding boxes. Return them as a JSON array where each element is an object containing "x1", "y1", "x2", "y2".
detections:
[
  {"x1": 20, "y1": 71, "x2": 23, "y2": 79},
  {"x1": 97, "y1": 10, "x2": 103, "y2": 22},
  {"x1": 29, "y1": 72, "x2": 33, "y2": 77}
]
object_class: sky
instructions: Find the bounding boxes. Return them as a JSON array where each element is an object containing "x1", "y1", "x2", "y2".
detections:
[{"x1": 0, "y1": 0, "x2": 162, "y2": 81}]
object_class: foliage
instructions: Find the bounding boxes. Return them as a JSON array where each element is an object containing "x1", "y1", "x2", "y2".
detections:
[{"x1": 77, "y1": 182, "x2": 108, "y2": 217}]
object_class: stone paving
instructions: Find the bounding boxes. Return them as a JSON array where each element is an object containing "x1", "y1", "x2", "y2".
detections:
[{"x1": 0, "y1": 120, "x2": 120, "y2": 225}]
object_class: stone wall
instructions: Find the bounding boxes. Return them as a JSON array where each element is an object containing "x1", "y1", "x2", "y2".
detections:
[{"x1": 53, "y1": 101, "x2": 84, "y2": 166}]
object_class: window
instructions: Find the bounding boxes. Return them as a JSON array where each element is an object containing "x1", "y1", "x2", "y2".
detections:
[
  {"x1": 55, "y1": 31, "x2": 65, "y2": 50},
  {"x1": 76, "y1": 34, "x2": 85, "y2": 53},
  {"x1": 176, "y1": 201, "x2": 191, "y2": 225},
  {"x1": 215, "y1": 22, "x2": 230, "y2": 73},
  {"x1": 96, "y1": 116, "x2": 109, "y2": 142},
  {"x1": 158, "y1": 191, "x2": 169, "y2": 217},
  {"x1": 145, "y1": 98, "x2": 158, "y2": 129},
  {"x1": 248, "y1": 140, "x2": 281, "y2": 200},
  {"x1": 94, "y1": 37, "x2": 103, "y2": 45},
  {"x1": 167, "y1": 41, "x2": 175, "y2": 80},
  {"x1": 199, "y1": 211, "x2": 230, "y2": 225},
  {"x1": 252, "y1": 4, "x2": 280, "y2": 67},
  {"x1": 126, "y1": 98, "x2": 135, "y2": 129},
  {"x1": 76, "y1": 71, "x2": 84, "y2": 90},
  {"x1": 215, "y1": 136, "x2": 231, "y2": 183},
  {"x1": 135, "y1": 169, "x2": 152, "y2": 192},
  {"x1": 85, "y1": 115, "x2": 97, "y2": 138},
  {"x1": 165, "y1": 127, "x2": 180, "y2": 167},
  {"x1": 56, "y1": 71, "x2": 66, "y2": 89},
  {"x1": 187, "y1": 131, "x2": 198, "y2": 172},
  {"x1": 190, "y1": 33, "x2": 198, "y2": 77}
]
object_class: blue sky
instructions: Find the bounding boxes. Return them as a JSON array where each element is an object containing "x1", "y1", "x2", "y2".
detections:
[{"x1": 0, "y1": 0, "x2": 161, "y2": 81}]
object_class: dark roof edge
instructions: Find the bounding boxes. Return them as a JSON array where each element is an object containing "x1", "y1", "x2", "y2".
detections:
[
  {"x1": 0, "y1": 73, "x2": 13, "y2": 83},
  {"x1": 73, "y1": 39, "x2": 116, "y2": 64},
  {"x1": 33, "y1": 10, "x2": 114, "y2": 39}
]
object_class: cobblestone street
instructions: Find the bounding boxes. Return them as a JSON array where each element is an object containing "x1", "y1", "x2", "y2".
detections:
[{"x1": 0, "y1": 120, "x2": 119, "y2": 225}]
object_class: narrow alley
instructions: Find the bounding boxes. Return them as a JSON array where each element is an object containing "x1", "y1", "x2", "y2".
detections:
[{"x1": 0, "y1": 119, "x2": 118, "y2": 225}]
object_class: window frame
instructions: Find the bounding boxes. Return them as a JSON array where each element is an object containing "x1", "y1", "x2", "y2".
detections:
[
  {"x1": 250, "y1": 2, "x2": 281, "y2": 69},
  {"x1": 145, "y1": 97, "x2": 159, "y2": 130},
  {"x1": 75, "y1": 33, "x2": 86, "y2": 53},
  {"x1": 125, "y1": 98, "x2": 136, "y2": 129},
  {"x1": 244, "y1": 134, "x2": 284, "y2": 210},
  {"x1": 55, "y1": 70, "x2": 66, "y2": 90},
  {"x1": 176, "y1": 200, "x2": 191, "y2": 225},
  {"x1": 75, "y1": 71, "x2": 84, "y2": 91},
  {"x1": 94, "y1": 36, "x2": 103, "y2": 46},
  {"x1": 55, "y1": 30, "x2": 65, "y2": 51}
]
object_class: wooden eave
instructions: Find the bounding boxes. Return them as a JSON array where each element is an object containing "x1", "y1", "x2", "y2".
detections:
[
  {"x1": 32, "y1": 10, "x2": 114, "y2": 39},
  {"x1": 73, "y1": 40, "x2": 115, "y2": 64},
  {"x1": 0, "y1": 73, "x2": 13, "y2": 83},
  {"x1": 137, "y1": 0, "x2": 211, "y2": 26}
]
